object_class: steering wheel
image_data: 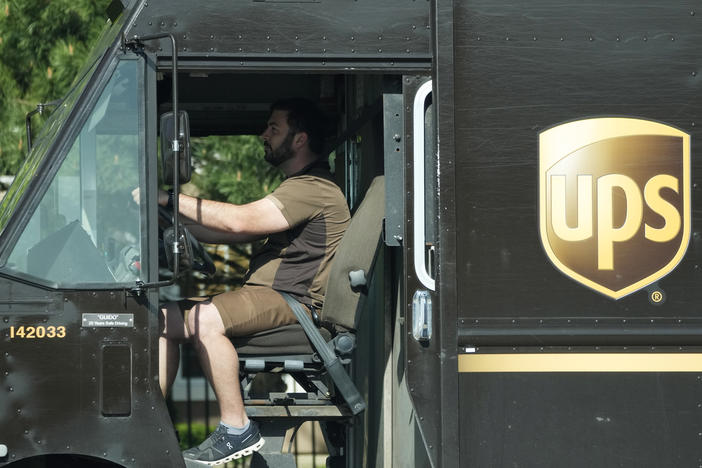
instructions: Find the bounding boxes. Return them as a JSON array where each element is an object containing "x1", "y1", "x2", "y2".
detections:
[{"x1": 159, "y1": 206, "x2": 216, "y2": 277}]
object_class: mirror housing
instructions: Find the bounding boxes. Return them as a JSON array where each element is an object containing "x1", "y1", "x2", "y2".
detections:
[
  {"x1": 160, "y1": 111, "x2": 192, "y2": 185},
  {"x1": 162, "y1": 225, "x2": 194, "y2": 273}
]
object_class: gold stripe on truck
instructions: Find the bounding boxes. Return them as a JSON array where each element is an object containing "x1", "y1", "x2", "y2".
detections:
[{"x1": 458, "y1": 353, "x2": 702, "y2": 373}]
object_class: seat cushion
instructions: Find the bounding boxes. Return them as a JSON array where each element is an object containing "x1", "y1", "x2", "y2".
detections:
[{"x1": 232, "y1": 323, "x2": 332, "y2": 356}]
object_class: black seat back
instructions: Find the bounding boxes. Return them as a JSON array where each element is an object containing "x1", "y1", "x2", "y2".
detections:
[{"x1": 320, "y1": 176, "x2": 385, "y2": 332}]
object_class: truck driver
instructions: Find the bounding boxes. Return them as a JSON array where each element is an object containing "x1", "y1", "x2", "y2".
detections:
[{"x1": 155, "y1": 98, "x2": 350, "y2": 464}]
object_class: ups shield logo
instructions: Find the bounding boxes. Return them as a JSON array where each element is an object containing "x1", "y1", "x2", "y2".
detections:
[{"x1": 539, "y1": 118, "x2": 690, "y2": 299}]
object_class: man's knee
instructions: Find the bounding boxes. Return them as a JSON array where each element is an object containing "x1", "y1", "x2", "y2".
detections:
[{"x1": 187, "y1": 302, "x2": 226, "y2": 339}]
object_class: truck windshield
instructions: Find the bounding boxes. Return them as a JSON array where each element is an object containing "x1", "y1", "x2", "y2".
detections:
[
  {"x1": 0, "y1": 14, "x2": 124, "y2": 231},
  {"x1": 2, "y1": 58, "x2": 145, "y2": 288}
]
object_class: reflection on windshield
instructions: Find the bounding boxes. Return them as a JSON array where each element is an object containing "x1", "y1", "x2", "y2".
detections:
[
  {"x1": 5, "y1": 59, "x2": 145, "y2": 287},
  {"x1": 0, "y1": 11, "x2": 127, "y2": 232}
]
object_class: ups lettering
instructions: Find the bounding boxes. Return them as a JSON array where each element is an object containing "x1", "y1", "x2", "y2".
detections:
[
  {"x1": 539, "y1": 117, "x2": 690, "y2": 299},
  {"x1": 550, "y1": 174, "x2": 680, "y2": 270}
]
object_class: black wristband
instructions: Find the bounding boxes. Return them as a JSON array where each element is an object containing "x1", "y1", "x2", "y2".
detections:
[{"x1": 166, "y1": 190, "x2": 175, "y2": 209}]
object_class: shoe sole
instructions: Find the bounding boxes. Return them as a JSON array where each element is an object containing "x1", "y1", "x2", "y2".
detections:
[{"x1": 187, "y1": 437, "x2": 266, "y2": 466}]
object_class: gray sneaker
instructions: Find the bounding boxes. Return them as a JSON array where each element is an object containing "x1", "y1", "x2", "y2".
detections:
[{"x1": 182, "y1": 422, "x2": 265, "y2": 466}]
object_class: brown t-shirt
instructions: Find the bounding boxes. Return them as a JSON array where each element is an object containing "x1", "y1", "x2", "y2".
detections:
[{"x1": 244, "y1": 164, "x2": 350, "y2": 309}]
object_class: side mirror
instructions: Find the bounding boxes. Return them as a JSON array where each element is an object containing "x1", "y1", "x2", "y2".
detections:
[
  {"x1": 160, "y1": 111, "x2": 192, "y2": 185},
  {"x1": 161, "y1": 224, "x2": 216, "y2": 277},
  {"x1": 162, "y1": 225, "x2": 194, "y2": 273}
]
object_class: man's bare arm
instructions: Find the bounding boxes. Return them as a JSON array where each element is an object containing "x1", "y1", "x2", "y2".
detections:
[
  {"x1": 174, "y1": 193, "x2": 290, "y2": 237},
  {"x1": 183, "y1": 221, "x2": 265, "y2": 244},
  {"x1": 133, "y1": 187, "x2": 277, "y2": 244}
]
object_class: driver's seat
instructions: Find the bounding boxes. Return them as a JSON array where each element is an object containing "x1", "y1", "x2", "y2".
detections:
[{"x1": 232, "y1": 176, "x2": 385, "y2": 465}]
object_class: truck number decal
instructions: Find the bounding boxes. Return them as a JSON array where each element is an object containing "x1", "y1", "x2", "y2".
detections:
[{"x1": 9, "y1": 326, "x2": 66, "y2": 339}]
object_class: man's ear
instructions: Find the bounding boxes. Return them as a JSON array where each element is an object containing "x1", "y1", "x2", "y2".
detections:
[{"x1": 293, "y1": 131, "x2": 308, "y2": 149}]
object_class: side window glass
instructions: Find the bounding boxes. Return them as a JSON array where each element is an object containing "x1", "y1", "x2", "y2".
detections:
[{"x1": 6, "y1": 60, "x2": 145, "y2": 287}]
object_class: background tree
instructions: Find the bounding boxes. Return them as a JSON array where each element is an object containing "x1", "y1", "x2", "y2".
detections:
[
  {"x1": 190, "y1": 135, "x2": 282, "y2": 205},
  {"x1": 0, "y1": 0, "x2": 111, "y2": 175}
]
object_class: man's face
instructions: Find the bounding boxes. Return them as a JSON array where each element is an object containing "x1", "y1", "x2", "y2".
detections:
[{"x1": 262, "y1": 109, "x2": 296, "y2": 167}]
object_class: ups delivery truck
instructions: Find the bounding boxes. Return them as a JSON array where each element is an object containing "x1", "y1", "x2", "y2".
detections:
[{"x1": 1, "y1": 0, "x2": 701, "y2": 467}]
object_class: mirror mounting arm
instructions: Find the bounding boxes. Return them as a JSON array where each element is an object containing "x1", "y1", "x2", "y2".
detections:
[
  {"x1": 25, "y1": 100, "x2": 60, "y2": 155},
  {"x1": 124, "y1": 32, "x2": 184, "y2": 289}
]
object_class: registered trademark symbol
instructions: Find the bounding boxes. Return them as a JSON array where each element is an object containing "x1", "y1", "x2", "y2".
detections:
[{"x1": 650, "y1": 290, "x2": 663, "y2": 303}]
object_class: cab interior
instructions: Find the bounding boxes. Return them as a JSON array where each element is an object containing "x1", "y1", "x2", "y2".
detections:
[{"x1": 155, "y1": 70, "x2": 404, "y2": 460}]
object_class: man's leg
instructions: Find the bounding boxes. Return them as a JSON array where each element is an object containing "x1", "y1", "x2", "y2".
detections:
[
  {"x1": 159, "y1": 301, "x2": 190, "y2": 397},
  {"x1": 186, "y1": 302, "x2": 248, "y2": 427},
  {"x1": 180, "y1": 301, "x2": 264, "y2": 463}
]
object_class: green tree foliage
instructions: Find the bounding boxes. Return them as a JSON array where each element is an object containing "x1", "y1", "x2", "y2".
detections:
[
  {"x1": 0, "y1": 0, "x2": 111, "y2": 174},
  {"x1": 190, "y1": 135, "x2": 283, "y2": 205}
]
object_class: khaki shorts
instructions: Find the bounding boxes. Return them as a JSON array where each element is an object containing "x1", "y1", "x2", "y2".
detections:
[{"x1": 179, "y1": 285, "x2": 309, "y2": 337}]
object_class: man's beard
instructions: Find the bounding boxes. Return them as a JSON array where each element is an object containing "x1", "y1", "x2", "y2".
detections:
[{"x1": 264, "y1": 131, "x2": 295, "y2": 167}]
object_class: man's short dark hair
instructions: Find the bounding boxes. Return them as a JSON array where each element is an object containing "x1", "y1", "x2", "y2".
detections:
[{"x1": 270, "y1": 98, "x2": 326, "y2": 155}]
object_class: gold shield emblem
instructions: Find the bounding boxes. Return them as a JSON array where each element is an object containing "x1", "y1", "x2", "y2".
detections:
[{"x1": 539, "y1": 118, "x2": 690, "y2": 299}]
